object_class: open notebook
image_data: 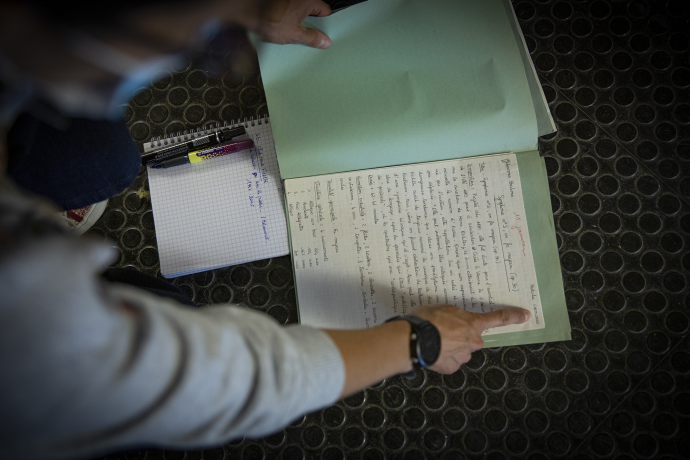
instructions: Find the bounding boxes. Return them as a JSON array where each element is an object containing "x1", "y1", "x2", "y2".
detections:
[
  {"x1": 257, "y1": 0, "x2": 571, "y2": 347},
  {"x1": 146, "y1": 118, "x2": 289, "y2": 277}
]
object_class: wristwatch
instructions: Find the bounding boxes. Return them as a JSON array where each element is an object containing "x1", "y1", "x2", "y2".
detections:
[{"x1": 386, "y1": 315, "x2": 441, "y2": 375}]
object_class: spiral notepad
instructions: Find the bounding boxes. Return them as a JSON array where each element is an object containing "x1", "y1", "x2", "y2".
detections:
[{"x1": 146, "y1": 116, "x2": 289, "y2": 278}]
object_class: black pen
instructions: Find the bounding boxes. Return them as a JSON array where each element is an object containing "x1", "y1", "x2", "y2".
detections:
[{"x1": 141, "y1": 126, "x2": 246, "y2": 165}]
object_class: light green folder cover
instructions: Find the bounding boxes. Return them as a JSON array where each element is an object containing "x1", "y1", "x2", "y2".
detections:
[
  {"x1": 256, "y1": 0, "x2": 555, "y2": 179},
  {"x1": 259, "y1": 0, "x2": 569, "y2": 346}
]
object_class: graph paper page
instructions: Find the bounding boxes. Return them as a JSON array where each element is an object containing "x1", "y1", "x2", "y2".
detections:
[
  {"x1": 285, "y1": 153, "x2": 545, "y2": 334},
  {"x1": 148, "y1": 122, "x2": 289, "y2": 277}
]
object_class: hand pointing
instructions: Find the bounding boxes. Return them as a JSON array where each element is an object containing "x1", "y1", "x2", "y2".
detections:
[{"x1": 412, "y1": 305, "x2": 531, "y2": 374}]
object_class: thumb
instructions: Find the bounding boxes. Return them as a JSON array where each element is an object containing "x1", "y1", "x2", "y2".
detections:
[{"x1": 297, "y1": 26, "x2": 331, "y2": 49}]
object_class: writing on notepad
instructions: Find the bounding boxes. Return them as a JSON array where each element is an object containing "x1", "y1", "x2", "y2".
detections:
[{"x1": 147, "y1": 123, "x2": 289, "y2": 277}]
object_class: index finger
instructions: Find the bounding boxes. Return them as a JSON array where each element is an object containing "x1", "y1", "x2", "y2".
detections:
[
  {"x1": 309, "y1": 0, "x2": 333, "y2": 17},
  {"x1": 475, "y1": 308, "x2": 531, "y2": 330}
]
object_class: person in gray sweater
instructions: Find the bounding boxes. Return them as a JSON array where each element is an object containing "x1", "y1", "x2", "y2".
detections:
[{"x1": 0, "y1": 1, "x2": 531, "y2": 458}]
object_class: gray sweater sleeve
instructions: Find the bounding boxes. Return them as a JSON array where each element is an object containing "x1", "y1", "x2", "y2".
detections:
[{"x1": 0, "y1": 237, "x2": 345, "y2": 460}]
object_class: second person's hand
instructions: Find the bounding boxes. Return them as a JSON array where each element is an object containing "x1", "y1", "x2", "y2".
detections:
[{"x1": 255, "y1": 0, "x2": 333, "y2": 49}]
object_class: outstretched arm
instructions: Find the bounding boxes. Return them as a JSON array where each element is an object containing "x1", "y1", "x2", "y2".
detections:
[{"x1": 0, "y1": 230, "x2": 529, "y2": 459}]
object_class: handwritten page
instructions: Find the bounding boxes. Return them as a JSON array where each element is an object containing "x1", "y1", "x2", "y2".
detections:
[
  {"x1": 147, "y1": 121, "x2": 289, "y2": 277},
  {"x1": 285, "y1": 153, "x2": 544, "y2": 334}
]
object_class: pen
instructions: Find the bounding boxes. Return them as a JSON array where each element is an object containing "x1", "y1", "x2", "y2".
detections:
[
  {"x1": 150, "y1": 139, "x2": 255, "y2": 169},
  {"x1": 141, "y1": 126, "x2": 247, "y2": 165}
]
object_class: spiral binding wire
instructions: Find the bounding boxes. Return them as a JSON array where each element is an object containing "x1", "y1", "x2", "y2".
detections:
[{"x1": 145, "y1": 114, "x2": 269, "y2": 150}]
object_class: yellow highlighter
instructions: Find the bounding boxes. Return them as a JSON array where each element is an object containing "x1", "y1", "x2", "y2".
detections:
[{"x1": 150, "y1": 139, "x2": 255, "y2": 169}]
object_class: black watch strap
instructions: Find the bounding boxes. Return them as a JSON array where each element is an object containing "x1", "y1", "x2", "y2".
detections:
[{"x1": 386, "y1": 315, "x2": 441, "y2": 377}]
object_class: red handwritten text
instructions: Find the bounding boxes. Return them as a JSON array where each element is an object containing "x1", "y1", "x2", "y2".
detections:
[{"x1": 511, "y1": 225, "x2": 527, "y2": 257}]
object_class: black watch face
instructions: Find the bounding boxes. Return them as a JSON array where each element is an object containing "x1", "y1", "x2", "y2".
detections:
[{"x1": 418, "y1": 325, "x2": 442, "y2": 365}]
